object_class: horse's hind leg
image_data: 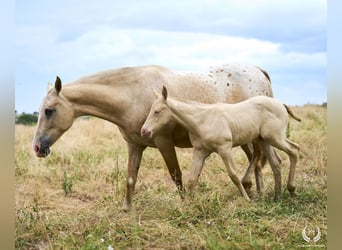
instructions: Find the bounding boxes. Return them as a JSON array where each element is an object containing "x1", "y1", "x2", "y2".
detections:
[
  {"x1": 241, "y1": 142, "x2": 261, "y2": 198},
  {"x1": 255, "y1": 150, "x2": 281, "y2": 193},
  {"x1": 155, "y1": 136, "x2": 184, "y2": 197},
  {"x1": 284, "y1": 139, "x2": 299, "y2": 194},
  {"x1": 241, "y1": 143, "x2": 265, "y2": 194},
  {"x1": 218, "y1": 144, "x2": 250, "y2": 201},
  {"x1": 255, "y1": 153, "x2": 266, "y2": 193},
  {"x1": 268, "y1": 137, "x2": 299, "y2": 195},
  {"x1": 258, "y1": 140, "x2": 282, "y2": 201}
]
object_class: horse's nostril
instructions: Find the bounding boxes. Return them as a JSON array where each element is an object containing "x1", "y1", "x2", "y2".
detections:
[
  {"x1": 141, "y1": 128, "x2": 150, "y2": 137},
  {"x1": 34, "y1": 144, "x2": 40, "y2": 153}
]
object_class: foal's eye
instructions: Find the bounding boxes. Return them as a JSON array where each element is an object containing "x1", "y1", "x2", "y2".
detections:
[
  {"x1": 154, "y1": 110, "x2": 160, "y2": 115},
  {"x1": 44, "y1": 108, "x2": 54, "y2": 117}
]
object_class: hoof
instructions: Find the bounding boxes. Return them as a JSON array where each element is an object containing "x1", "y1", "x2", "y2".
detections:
[
  {"x1": 242, "y1": 181, "x2": 253, "y2": 190},
  {"x1": 178, "y1": 187, "x2": 186, "y2": 199},
  {"x1": 122, "y1": 200, "x2": 131, "y2": 213},
  {"x1": 242, "y1": 181, "x2": 253, "y2": 198},
  {"x1": 185, "y1": 181, "x2": 197, "y2": 194},
  {"x1": 287, "y1": 185, "x2": 296, "y2": 195},
  {"x1": 244, "y1": 196, "x2": 251, "y2": 202}
]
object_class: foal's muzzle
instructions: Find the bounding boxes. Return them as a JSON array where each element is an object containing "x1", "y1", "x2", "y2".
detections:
[{"x1": 141, "y1": 127, "x2": 152, "y2": 138}]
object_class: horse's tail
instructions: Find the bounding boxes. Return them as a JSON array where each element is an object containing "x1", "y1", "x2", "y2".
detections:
[{"x1": 284, "y1": 104, "x2": 302, "y2": 122}]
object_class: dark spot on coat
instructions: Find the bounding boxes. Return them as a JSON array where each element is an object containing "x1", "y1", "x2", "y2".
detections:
[
  {"x1": 227, "y1": 83, "x2": 230, "y2": 86},
  {"x1": 228, "y1": 73, "x2": 232, "y2": 77}
]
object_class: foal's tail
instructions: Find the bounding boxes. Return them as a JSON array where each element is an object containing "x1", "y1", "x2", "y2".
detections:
[{"x1": 284, "y1": 104, "x2": 302, "y2": 122}]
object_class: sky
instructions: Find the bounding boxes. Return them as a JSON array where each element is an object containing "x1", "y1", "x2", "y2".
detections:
[{"x1": 15, "y1": 0, "x2": 327, "y2": 113}]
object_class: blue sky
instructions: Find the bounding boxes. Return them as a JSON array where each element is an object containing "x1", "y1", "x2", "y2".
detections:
[{"x1": 15, "y1": 0, "x2": 326, "y2": 113}]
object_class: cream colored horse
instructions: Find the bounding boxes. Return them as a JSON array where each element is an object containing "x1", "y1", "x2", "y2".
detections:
[
  {"x1": 32, "y1": 64, "x2": 273, "y2": 210},
  {"x1": 141, "y1": 86, "x2": 300, "y2": 200}
]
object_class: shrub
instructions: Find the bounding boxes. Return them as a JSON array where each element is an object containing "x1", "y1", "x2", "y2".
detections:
[{"x1": 16, "y1": 113, "x2": 38, "y2": 125}]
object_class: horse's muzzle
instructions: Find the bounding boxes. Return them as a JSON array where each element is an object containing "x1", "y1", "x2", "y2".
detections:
[
  {"x1": 140, "y1": 127, "x2": 152, "y2": 138},
  {"x1": 33, "y1": 140, "x2": 51, "y2": 158}
]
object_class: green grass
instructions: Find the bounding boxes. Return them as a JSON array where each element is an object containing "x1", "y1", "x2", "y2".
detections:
[{"x1": 15, "y1": 105, "x2": 327, "y2": 249}]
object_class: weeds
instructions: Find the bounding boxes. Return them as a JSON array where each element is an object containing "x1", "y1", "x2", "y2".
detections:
[{"x1": 62, "y1": 171, "x2": 74, "y2": 196}]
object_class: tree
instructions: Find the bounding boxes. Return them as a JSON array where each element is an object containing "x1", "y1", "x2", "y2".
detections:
[{"x1": 16, "y1": 113, "x2": 38, "y2": 125}]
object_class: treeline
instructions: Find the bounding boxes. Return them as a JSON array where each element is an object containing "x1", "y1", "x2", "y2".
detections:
[{"x1": 15, "y1": 111, "x2": 38, "y2": 125}]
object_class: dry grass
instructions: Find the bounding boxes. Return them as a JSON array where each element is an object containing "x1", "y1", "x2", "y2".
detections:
[{"x1": 15, "y1": 105, "x2": 327, "y2": 249}]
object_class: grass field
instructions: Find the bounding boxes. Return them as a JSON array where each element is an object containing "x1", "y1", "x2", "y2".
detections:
[{"x1": 15, "y1": 104, "x2": 327, "y2": 249}]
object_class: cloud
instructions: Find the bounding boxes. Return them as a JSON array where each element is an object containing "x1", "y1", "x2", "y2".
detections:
[
  {"x1": 15, "y1": 0, "x2": 326, "y2": 112},
  {"x1": 17, "y1": 25, "x2": 325, "y2": 74},
  {"x1": 16, "y1": 0, "x2": 326, "y2": 51}
]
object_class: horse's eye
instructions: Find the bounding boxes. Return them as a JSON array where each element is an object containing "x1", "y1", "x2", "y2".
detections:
[
  {"x1": 154, "y1": 110, "x2": 160, "y2": 115},
  {"x1": 45, "y1": 108, "x2": 54, "y2": 117}
]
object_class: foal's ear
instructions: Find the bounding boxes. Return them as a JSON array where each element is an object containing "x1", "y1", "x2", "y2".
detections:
[
  {"x1": 162, "y1": 85, "x2": 168, "y2": 100},
  {"x1": 47, "y1": 82, "x2": 53, "y2": 92},
  {"x1": 153, "y1": 90, "x2": 161, "y2": 99},
  {"x1": 55, "y1": 76, "x2": 62, "y2": 95}
]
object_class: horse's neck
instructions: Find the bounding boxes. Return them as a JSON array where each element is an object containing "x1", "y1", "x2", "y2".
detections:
[
  {"x1": 167, "y1": 98, "x2": 204, "y2": 135},
  {"x1": 62, "y1": 83, "x2": 127, "y2": 127}
]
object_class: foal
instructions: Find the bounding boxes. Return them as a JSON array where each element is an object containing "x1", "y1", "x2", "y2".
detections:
[{"x1": 141, "y1": 86, "x2": 300, "y2": 201}]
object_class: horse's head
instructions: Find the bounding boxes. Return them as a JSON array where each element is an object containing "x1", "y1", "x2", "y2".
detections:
[
  {"x1": 32, "y1": 76, "x2": 75, "y2": 157},
  {"x1": 141, "y1": 86, "x2": 172, "y2": 138}
]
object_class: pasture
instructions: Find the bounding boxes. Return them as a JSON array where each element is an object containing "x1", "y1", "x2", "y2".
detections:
[{"x1": 15, "y1": 104, "x2": 327, "y2": 249}]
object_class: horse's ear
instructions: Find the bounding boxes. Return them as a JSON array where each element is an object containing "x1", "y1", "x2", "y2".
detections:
[
  {"x1": 47, "y1": 82, "x2": 53, "y2": 92},
  {"x1": 153, "y1": 90, "x2": 161, "y2": 99},
  {"x1": 162, "y1": 85, "x2": 168, "y2": 100},
  {"x1": 55, "y1": 76, "x2": 62, "y2": 95}
]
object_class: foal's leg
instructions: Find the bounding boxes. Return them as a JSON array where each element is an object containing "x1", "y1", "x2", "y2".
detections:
[
  {"x1": 270, "y1": 138, "x2": 299, "y2": 195},
  {"x1": 255, "y1": 153, "x2": 266, "y2": 193},
  {"x1": 241, "y1": 142, "x2": 261, "y2": 198},
  {"x1": 241, "y1": 143, "x2": 265, "y2": 193},
  {"x1": 187, "y1": 148, "x2": 210, "y2": 191},
  {"x1": 218, "y1": 144, "x2": 251, "y2": 201},
  {"x1": 258, "y1": 140, "x2": 282, "y2": 201}
]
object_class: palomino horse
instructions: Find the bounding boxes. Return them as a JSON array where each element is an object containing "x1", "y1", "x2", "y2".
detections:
[
  {"x1": 32, "y1": 64, "x2": 273, "y2": 211},
  {"x1": 141, "y1": 86, "x2": 300, "y2": 201}
]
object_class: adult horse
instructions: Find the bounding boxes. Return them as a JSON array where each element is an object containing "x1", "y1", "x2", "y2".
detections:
[{"x1": 32, "y1": 63, "x2": 273, "y2": 211}]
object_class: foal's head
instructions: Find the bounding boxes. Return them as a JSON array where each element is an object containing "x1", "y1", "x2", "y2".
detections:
[
  {"x1": 32, "y1": 76, "x2": 74, "y2": 157},
  {"x1": 141, "y1": 86, "x2": 172, "y2": 138}
]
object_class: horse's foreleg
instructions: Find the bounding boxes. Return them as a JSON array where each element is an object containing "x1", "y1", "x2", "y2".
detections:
[
  {"x1": 123, "y1": 143, "x2": 146, "y2": 212},
  {"x1": 187, "y1": 148, "x2": 210, "y2": 191},
  {"x1": 155, "y1": 137, "x2": 184, "y2": 197},
  {"x1": 218, "y1": 144, "x2": 251, "y2": 201}
]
